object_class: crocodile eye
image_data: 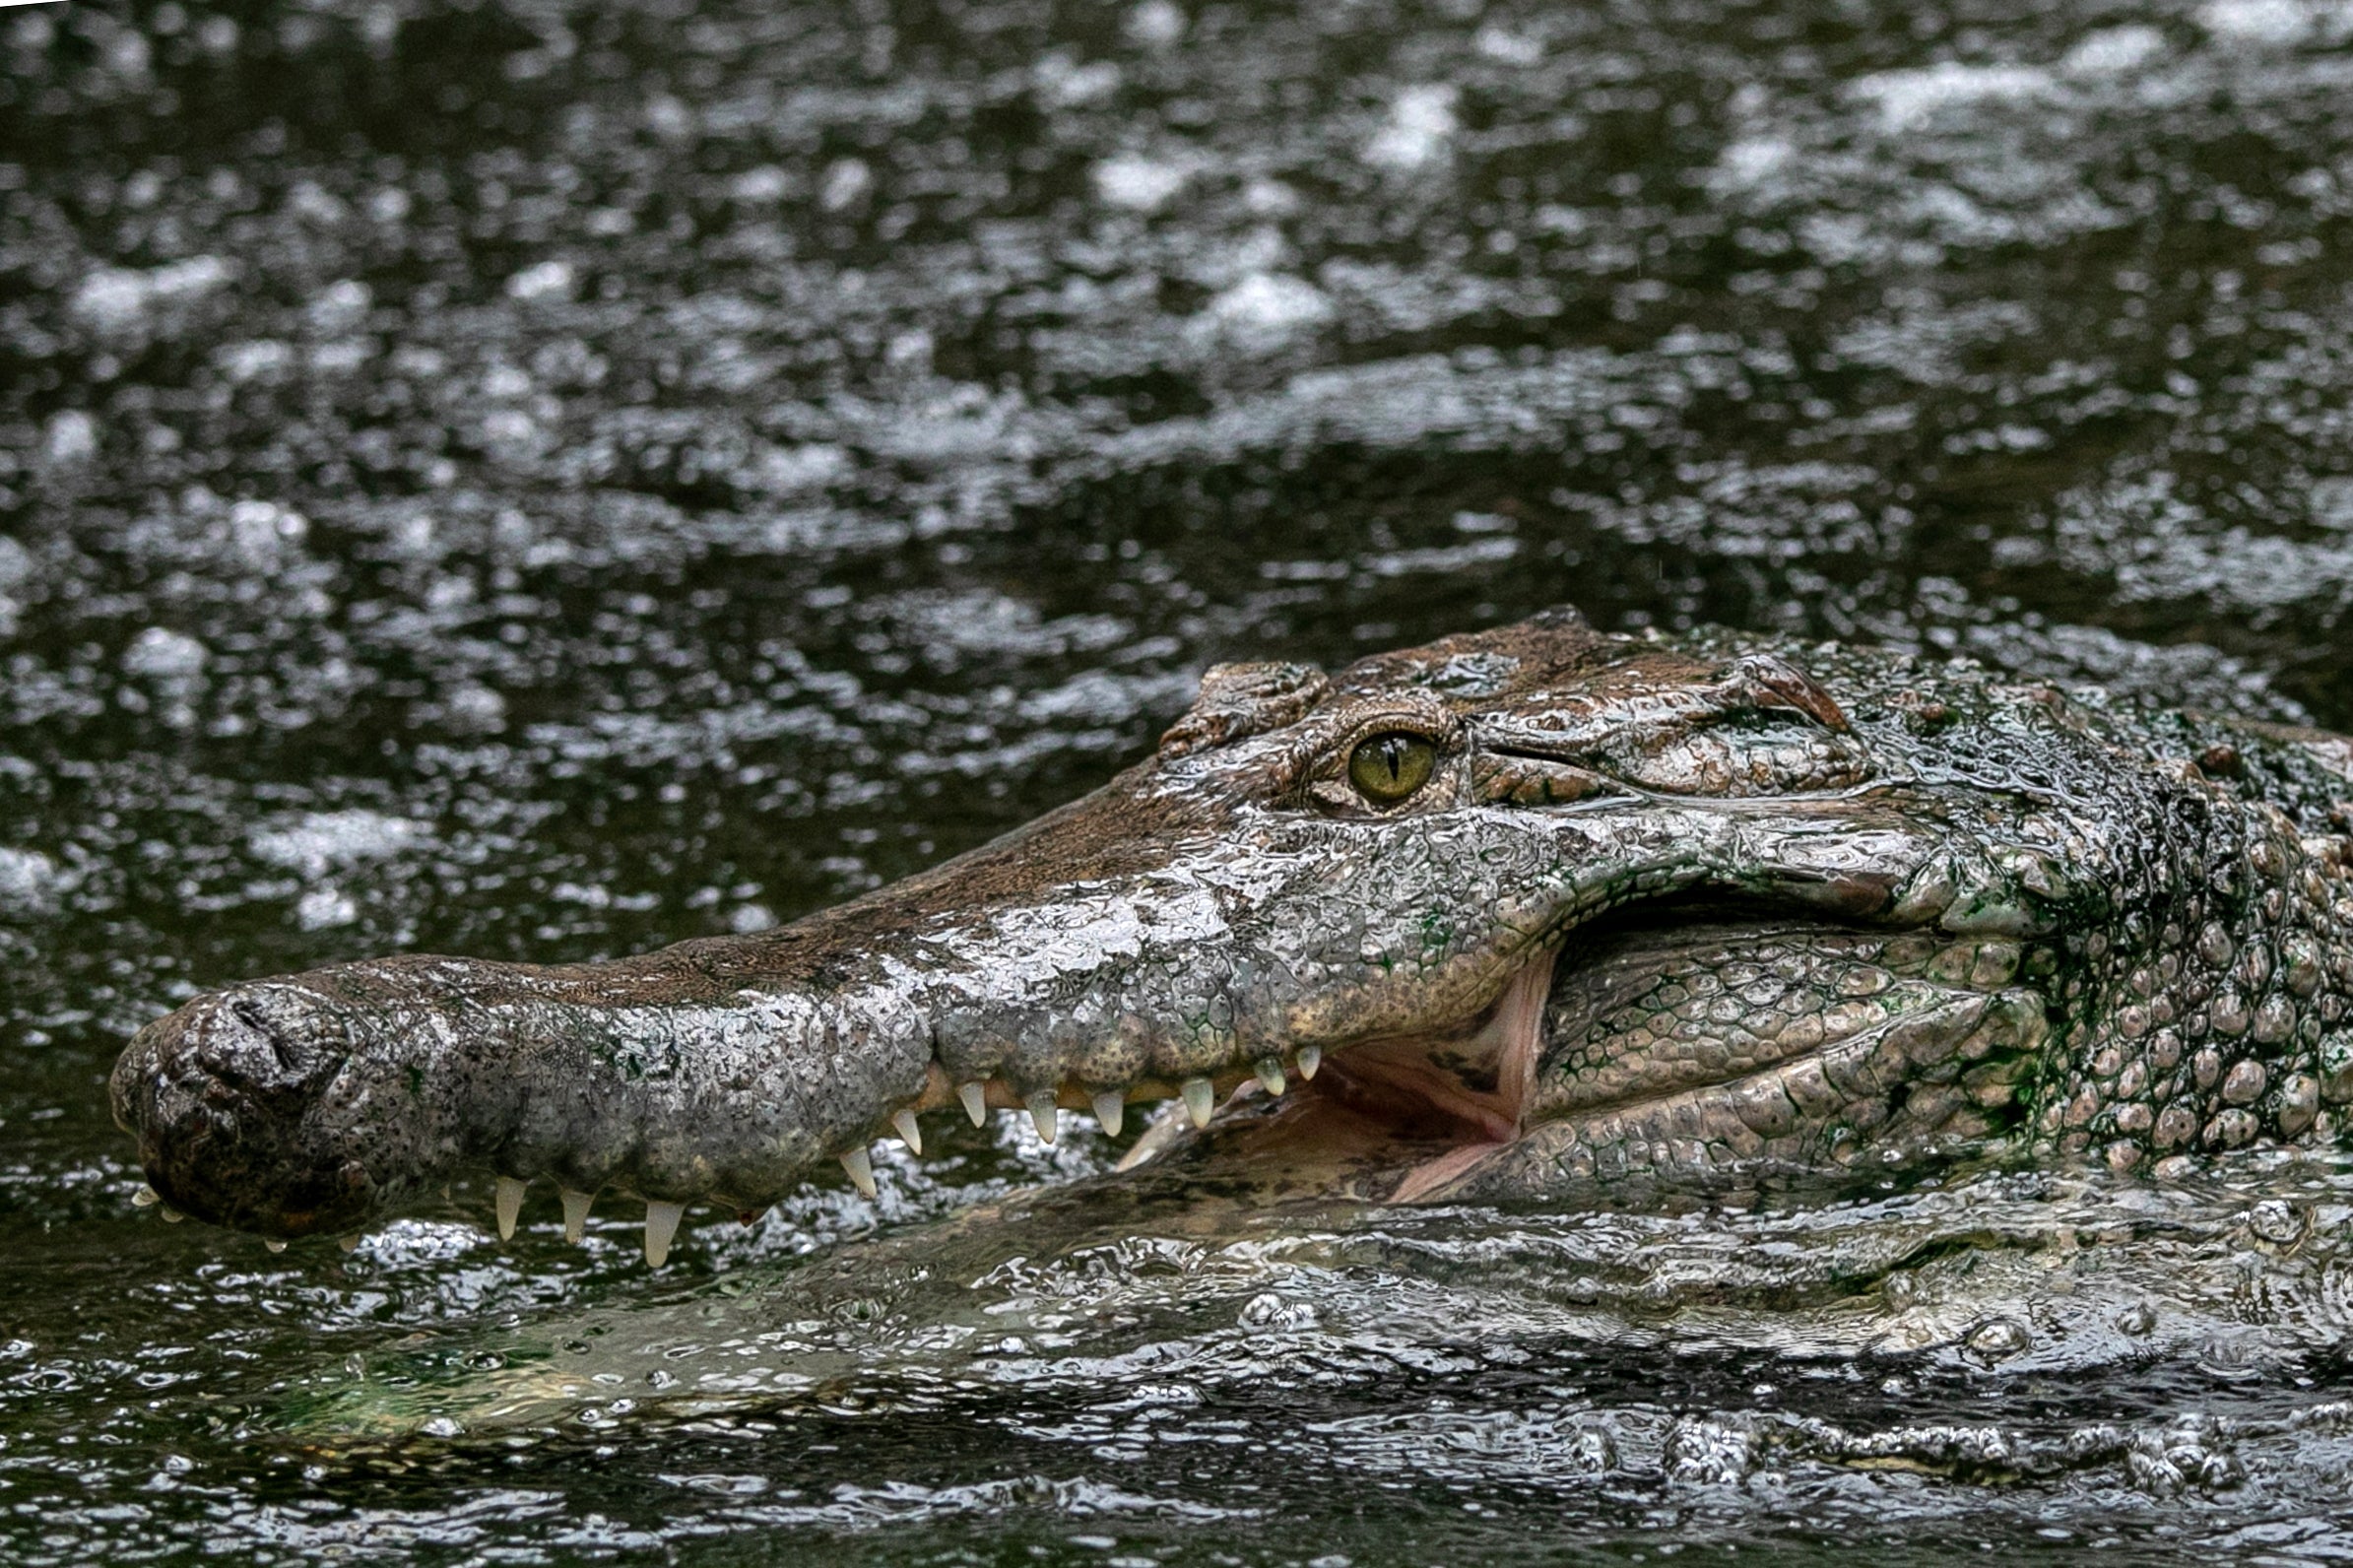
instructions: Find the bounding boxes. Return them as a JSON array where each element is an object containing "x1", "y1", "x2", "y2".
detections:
[{"x1": 1347, "y1": 733, "x2": 1436, "y2": 804}]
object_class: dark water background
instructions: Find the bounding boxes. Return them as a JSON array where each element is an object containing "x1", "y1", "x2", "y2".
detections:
[{"x1": 11, "y1": 0, "x2": 2353, "y2": 1560}]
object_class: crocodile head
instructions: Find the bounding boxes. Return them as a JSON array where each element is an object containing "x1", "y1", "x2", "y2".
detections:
[{"x1": 113, "y1": 608, "x2": 2204, "y2": 1252}]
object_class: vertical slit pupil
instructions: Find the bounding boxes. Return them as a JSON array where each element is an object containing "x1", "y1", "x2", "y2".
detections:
[{"x1": 1350, "y1": 733, "x2": 1430, "y2": 802}]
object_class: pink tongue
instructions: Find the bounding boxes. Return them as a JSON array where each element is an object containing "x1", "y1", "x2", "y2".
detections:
[{"x1": 1390, "y1": 1140, "x2": 1512, "y2": 1204}]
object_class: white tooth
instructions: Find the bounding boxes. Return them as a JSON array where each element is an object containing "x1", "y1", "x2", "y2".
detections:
[
  {"x1": 643, "y1": 1200, "x2": 685, "y2": 1268},
  {"x1": 494, "y1": 1176, "x2": 527, "y2": 1241},
  {"x1": 131, "y1": 1184, "x2": 161, "y2": 1209},
  {"x1": 265, "y1": 1238, "x2": 288, "y2": 1253},
  {"x1": 1297, "y1": 1045, "x2": 1322, "y2": 1081},
  {"x1": 560, "y1": 1188, "x2": 594, "y2": 1244},
  {"x1": 1183, "y1": 1077, "x2": 1214, "y2": 1129},
  {"x1": 1027, "y1": 1092, "x2": 1059, "y2": 1144},
  {"x1": 1255, "y1": 1058, "x2": 1286, "y2": 1096},
  {"x1": 1091, "y1": 1089, "x2": 1126, "y2": 1138},
  {"x1": 161, "y1": 1206, "x2": 184, "y2": 1223},
  {"x1": 891, "y1": 1108, "x2": 924, "y2": 1155},
  {"x1": 840, "y1": 1145, "x2": 878, "y2": 1199},
  {"x1": 958, "y1": 1081, "x2": 988, "y2": 1127}
]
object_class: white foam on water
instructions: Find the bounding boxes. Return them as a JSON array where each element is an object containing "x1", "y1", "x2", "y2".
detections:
[
  {"x1": 503, "y1": 259, "x2": 574, "y2": 302},
  {"x1": 1197, "y1": 273, "x2": 1333, "y2": 349},
  {"x1": 294, "y1": 886, "x2": 359, "y2": 931},
  {"x1": 2061, "y1": 25, "x2": 2168, "y2": 75},
  {"x1": 1365, "y1": 83, "x2": 1459, "y2": 170},
  {"x1": 119, "y1": 627, "x2": 209, "y2": 682},
  {"x1": 249, "y1": 809, "x2": 432, "y2": 880},
  {"x1": 69, "y1": 255, "x2": 233, "y2": 332},
  {"x1": 1093, "y1": 153, "x2": 1193, "y2": 213},
  {"x1": 0, "y1": 848, "x2": 59, "y2": 911},
  {"x1": 1715, "y1": 135, "x2": 1796, "y2": 189},
  {"x1": 1851, "y1": 62, "x2": 2055, "y2": 131},
  {"x1": 2198, "y1": 0, "x2": 2322, "y2": 43}
]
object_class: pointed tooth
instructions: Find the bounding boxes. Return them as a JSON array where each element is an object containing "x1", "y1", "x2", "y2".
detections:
[
  {"x1": 1297, "y1": 1045, "x2": 1321, "y2": 1081},
  {"x1": 840, "y1": 1145, "x2": 878, "y2": 1199},
  {"x1": 1183, "y1": 1077, "x2": 1215, "y2": 1129},
  {"x1": 560, "y1": 1188, "x2": 594, "y2": 1244},
  {"x1": 264, "y1": 1238, "x2": 288, "y2": 1254},
  {"x1": 494, "y1": 1176, "x2": 527, "y2": 1241},
  {"x1": 890, "y1": 1108, "x2": 924, "y2": 1155},
  {"x1": 643, "y1": 1200, "x2": 685, "y2": 1268},
  {"x1": 131, "y1": 1184, "x2": 160, "y2": 1209},
  {"x1": 1091, "y1": 1089, "x2": 1126, "y2": 1138},
  {"x1": 1027, "y1": 1092, "x2": 1059, "y2": 1144},
  {"x1": 1255, "y1": 1057, "x2": 1286, "y2": 1096},
  {"x1": 958, "y1": 1081, "x2": 988, "y2": 1127}
]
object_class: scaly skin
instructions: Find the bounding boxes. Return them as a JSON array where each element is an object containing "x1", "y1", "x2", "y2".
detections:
[{"x1": 109, "y1": 611, "x2": 2353, "y2": 1254}]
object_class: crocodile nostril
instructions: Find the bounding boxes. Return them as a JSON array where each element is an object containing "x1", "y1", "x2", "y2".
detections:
[
  {"x1": 226, "y1": 998, "x2": 321, "y2": 1083},
  {"x1": 236, "y1": 1000, "x2": 307, "y2": 1078},
  {"x1": 173, "y1": 988, "x2": 349, "y2": 1110}
]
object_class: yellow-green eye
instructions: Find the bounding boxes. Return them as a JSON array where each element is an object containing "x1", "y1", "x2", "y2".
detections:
[{"x1": 1348, "y1": 733, "x2": 1437, "y2": 804}]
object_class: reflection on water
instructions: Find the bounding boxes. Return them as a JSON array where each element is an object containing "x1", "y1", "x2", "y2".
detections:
[
  {"x1": 93, "y1": 1151, "x2": 2353, "y2": 1560},
  {"x1": 313, "y1": 1153, "x2": 2353, "y2": 1437},
  {"x1": 11, "y1": 0, "x2": 2353, "y2": 1559}
]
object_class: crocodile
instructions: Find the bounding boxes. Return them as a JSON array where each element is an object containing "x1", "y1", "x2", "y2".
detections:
[{"x1": 109, "y1": 610, "x2": 2353, "y2": 1264}]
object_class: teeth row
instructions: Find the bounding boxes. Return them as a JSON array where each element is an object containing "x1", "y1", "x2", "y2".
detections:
[
  {"x1": 179, "y1": 1051, "x2": 1334, "y2": 1265},
  {"x1": 916, "y1": 1050, "x2": 1319, "y2": 1164},
  {"x1": 471, "y1": 1180, "x2": 722, "y2": 1266}
]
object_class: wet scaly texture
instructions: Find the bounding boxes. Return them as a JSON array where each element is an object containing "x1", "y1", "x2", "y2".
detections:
[{"x1": 17, "y1": 0, "x2": 2353, "y2": 1561}]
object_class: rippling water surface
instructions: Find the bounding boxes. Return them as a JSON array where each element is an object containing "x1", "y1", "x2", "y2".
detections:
[{"x1": 12, "y1": 0, "x2": 2353, "y2": 1559}]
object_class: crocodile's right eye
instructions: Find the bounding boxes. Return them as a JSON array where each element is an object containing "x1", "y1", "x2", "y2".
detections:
[{"x1": 1348, "y1": 733, "x2": 1436, "y2": 804}]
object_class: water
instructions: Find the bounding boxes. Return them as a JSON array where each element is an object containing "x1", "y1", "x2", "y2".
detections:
[{"x1": 10, "y1": 0, "x2": 2353, "y2": 1558}]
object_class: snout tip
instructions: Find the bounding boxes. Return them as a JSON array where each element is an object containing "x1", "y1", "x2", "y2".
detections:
[{"x1": 110, "y1": 985, "x2": 375, "y2": 1238}]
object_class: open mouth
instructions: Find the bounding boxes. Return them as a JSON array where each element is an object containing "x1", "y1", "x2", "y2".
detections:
[
  {"x1": 1098, "y1": 916, "x2": 1582, "y2": 1202},
  {"x1": 1246, "y1": 950, "x2": 1561, "y2": 1205},
  {"x1": 1133, "y1": 903, "x2": 2050, "y2": 1206}
]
